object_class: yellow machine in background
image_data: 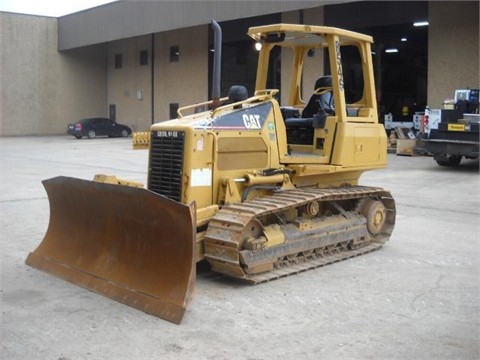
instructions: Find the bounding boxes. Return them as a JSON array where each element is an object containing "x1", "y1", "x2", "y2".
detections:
[
  {"x1": 132, "y1": 131, "x2": 150, "y2": 149},
  {"x1": 26, "y1": 23, "x2": 396, "y2": 324}
]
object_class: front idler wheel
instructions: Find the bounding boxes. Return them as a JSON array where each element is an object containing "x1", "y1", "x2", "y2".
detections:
[{"x1": 358, "y1": 198, "x2": 387, "y2": 236}]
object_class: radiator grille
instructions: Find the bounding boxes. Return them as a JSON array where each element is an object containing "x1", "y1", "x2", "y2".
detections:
[{"x1": 148, "y1": 131, "x2": 185, "y2": 202}]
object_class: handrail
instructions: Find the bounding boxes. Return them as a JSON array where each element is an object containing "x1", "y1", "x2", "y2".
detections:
[
  {"x1": 178, "y1": 89, "x2": 279, "y2": 119},
  {"x1": 211, "y1": 89, "x2": 279, "y2": 118},
  {"x1": 177, "y1": 97, "x2": 229, "y2": 118},
  {"x1": 254, "y1": 89, "x2": 279, "y2": 97}
]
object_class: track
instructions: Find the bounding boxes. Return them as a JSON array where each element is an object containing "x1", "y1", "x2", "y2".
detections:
[{"x1": 203, "y1": 186, "x2": 395, "y2": 283}]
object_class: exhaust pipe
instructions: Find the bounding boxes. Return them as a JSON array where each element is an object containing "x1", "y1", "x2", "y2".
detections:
[{"x1": 211, "y1": 19, "x2": 222, "y2": 109}]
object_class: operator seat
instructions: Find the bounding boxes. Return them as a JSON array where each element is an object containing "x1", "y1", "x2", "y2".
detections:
[
  {"x1": 302, "y1": 76, "x2": 334, "y2": 118},
  {"x1": 228, "y1": 85, "x2": 248, "y2": 109}
]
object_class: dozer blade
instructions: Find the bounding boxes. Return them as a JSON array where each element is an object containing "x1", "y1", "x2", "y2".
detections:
[{"x1": 26, "y1": 176, "x2": 196, "y2": 324}]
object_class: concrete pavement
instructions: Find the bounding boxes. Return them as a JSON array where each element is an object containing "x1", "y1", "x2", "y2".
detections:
[{"x1": 1, "y1": 136, "x2": 478, "y2": 359}]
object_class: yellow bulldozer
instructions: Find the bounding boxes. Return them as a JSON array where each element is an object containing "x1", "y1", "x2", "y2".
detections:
[{"x1": 26, "y1": 22, "x2": 396, "y2": 324}]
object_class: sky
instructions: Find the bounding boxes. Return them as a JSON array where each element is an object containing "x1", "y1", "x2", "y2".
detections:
[{"x1": 0, "y1": 0, "x2": 118, "y2": 17}]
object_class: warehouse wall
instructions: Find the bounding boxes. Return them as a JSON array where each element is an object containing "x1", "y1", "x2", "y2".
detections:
[
  {"x1": 106, "y1": 25, "x2": 208, "y2": 131},
  {"x1": 0, "y1": 12, "x2": 107, "y2": 136},
  {"x1": 57, "y1": 1, "x2": 334, "y2": 51},
  {"x1": 153, "y1": 25, "x2": 209, "y2": 124},
  {"x1": 107, "y1": 35, "x2": 152, "y2": 132},
  {"x1": 428, "y1": 1, "x2": 479, "y2": 108},
  {"x1": 2, "y1": 2, "x2": 478, "y2": 137}
]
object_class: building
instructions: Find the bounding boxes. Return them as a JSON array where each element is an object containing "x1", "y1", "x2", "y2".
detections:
[{"x1": 0, "y1": 0, "x2": 478, "y2": 136}]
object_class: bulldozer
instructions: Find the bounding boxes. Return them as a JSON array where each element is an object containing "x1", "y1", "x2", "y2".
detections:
[{"x1": 26, "y1": 22, "x2": 396, "y2": 324}]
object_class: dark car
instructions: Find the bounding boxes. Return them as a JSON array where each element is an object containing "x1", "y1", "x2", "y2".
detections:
[{"x1": 67, "y1": 118, "x2": 132, "y2": 139}]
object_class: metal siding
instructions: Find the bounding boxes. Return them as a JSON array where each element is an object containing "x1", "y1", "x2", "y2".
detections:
[
  {"x1": 58, "y1": 0, "x2": 348, "y2": 50},
  {"x1": 324, "y1": 1, "x2": 428, "y2": 28}
]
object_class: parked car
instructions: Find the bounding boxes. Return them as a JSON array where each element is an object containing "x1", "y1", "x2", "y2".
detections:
[{"x1": 67, "y1": 118, "x2": 132, "y2": 139}]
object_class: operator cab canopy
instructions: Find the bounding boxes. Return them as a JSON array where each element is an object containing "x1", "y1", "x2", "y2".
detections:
[
  {"x1": 247, "y1": 23, "x2": 373, "y2": 46},
  {"x1": 247, "y1": 24, "x2": 376, "y2": 119}
]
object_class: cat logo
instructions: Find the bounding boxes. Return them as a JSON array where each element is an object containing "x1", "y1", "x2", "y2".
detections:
[{"x1": 243, "y1": 114, "x2": 262, "y2": 129}]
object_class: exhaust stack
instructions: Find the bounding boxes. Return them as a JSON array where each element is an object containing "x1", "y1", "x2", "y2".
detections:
[{"x1": 211, "y1": 19, "x2": 222, "y2": 108}]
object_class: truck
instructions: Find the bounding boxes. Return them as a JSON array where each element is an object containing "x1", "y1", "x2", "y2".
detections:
[
  {"x1": 418, "y1": 89, "x2": 479, "y2": 166},
  {"x1": 26, "y1": 22, "x2": 396, "y2": 324}
]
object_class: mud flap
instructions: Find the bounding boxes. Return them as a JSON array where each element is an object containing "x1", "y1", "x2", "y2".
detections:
[{"x1": 26, "y1": 176, "x2": 196, "y2": 324}]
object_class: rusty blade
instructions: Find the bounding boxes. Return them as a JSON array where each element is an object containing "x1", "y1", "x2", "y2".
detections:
[{"x1": 26, "y1": 176, "x2": 196, "y2": 324}]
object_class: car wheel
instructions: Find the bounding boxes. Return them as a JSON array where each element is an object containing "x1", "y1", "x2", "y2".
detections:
[
  {"x1": 435, "y1": 155, "x2": 462, "y2": 167},
  {"x1": 74, "y1": 135, "x2": 82, "y2": 139},
  {"x1": 87, "y1": 130, "x2": 96, "y2": 139},
  {"x1": 121, "y1": 129, "x2": 129, "y2": 138}
]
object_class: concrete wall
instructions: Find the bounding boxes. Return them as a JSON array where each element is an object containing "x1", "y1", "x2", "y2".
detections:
[
  {"x1": 57, "y1": 1, "x2": 334, "y2": 51},
  {"x1": 107, "y1": 35, "x2": 152, "y2": 132},
  {"x1": 0, "y1": 12, "x2": 107, "y2": 136},
  {"x1": 428, "y1": 1, "x2": 479, "y2": 108},
  {"x1": 106, "y1": 25, "x2": 208, "y2": 131},
  {"x1": 153, "y1": 25, "x2": 209, "y2": 124}
]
